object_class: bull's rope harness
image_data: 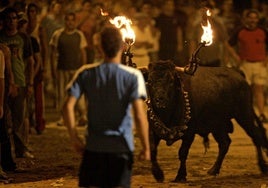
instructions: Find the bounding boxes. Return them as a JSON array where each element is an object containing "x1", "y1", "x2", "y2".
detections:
[{"x1": 145, "y1": 73, "x2": 191, "y2": 146}]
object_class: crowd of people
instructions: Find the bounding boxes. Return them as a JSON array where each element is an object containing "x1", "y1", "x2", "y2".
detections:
[{"x1": 0, "y1": 0, "x2": 268, "y2": 186}]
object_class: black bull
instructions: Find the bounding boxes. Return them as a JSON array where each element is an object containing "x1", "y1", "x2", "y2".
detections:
[{"x1": 140, "y1": 61, "x2": 268, "y2": 182}]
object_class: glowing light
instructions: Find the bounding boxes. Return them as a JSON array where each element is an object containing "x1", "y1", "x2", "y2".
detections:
[
  {"x1": 201, "y1": 10, "x2": 213, "y2": 46},
  {"x1": 109, "y1": 16, "x2": 135, "y2": 46}
]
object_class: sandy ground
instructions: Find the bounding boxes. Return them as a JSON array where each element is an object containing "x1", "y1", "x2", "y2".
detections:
[{"x1": 1, "y1": 99, "x2": 268, "y2": 188}]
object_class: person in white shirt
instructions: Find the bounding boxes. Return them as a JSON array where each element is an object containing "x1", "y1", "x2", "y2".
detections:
[{"x1": 132, "y1": 13, "x2": 157, "y2": 67}]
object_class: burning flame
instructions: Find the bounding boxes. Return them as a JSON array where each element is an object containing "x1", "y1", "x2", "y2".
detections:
[
  {"x1": 201, "y1": 10, "x2": 213, "y2": 46},
  {"x1": 109, "y1": 16, "x2": 135, "y2": 46},
  {"x1": 100, "y1": 9, "x2": 135, "y2": 45}
]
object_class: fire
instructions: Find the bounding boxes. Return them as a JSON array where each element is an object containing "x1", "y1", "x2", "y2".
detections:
[
  {"x1": 201, "y1": 10, "x2": 213, "y2": 46},
  {"x1": 109, "y1": 16, "x2": 135, "y2": 46}
]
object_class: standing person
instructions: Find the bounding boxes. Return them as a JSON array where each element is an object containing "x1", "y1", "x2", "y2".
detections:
[
  {"x1": 0, "y1": 7, "x2": 35, "y2": 159},
  {"x1": 50, "y1": 12, "x2": 87, "y2": 125},
  {"x1": 62, "y1": 26, "x2": 150, "y2": 188},
  {"x1": 0, "y1": 42, "x2": 7, "y2": 181},
  {"x1": 75, "y1": 0, "x2": 97, "y2": 64},
  {"x1": 26, "y1": 3, "x2": 46, "y2": 134},
  {"x1": 39, "y1": 0, "x2": 64, "y2": 100},
  {"x1": 0, "y1": 13, "x2": 17, "y2": 173},
  {"x1": 131, "y1": 12, "x2": 156, "y2": 67},
  {"x1": 0, "y1": 43, "x2": 16, "y2": 182},
  {"x1": 228, "y1": 9, "x2": 268, "y2": 122},
  {"x1": 154, "y1": 0, "x2": 183, "y2": 65}
]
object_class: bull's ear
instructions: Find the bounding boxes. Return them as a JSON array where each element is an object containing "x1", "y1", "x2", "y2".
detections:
[{"x1": 138, "y1": 67, "x2": 149, "y2": 82}]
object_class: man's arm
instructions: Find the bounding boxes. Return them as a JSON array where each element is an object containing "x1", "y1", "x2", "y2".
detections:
[
  {"x1": 0, "y1": 44, "x2": 16, "y2": 97},
  {"x1": 62, "y1": 95, "x2": 85, "y2": 155},
  {"x1": 81, "y1": 47, "x2": 87, "y2": 66},
  {"x1": 25, "y1": 55, "x2": 35, "y2": 96},
  {"x1": 132, "y1": 99, "x2": 150, "y2": 160},
  {"x1": 50, "y1": 45, "x2": 57, "y2": 80}
]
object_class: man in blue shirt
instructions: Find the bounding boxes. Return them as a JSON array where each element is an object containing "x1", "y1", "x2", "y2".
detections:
[{"x1": 63, "y1": 26, "x2": 150, "y2": 188}]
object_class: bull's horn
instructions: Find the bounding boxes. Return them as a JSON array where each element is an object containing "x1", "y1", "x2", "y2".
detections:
[{"x1": 175, "y1": 67, "x2": 185, "y2": 72}]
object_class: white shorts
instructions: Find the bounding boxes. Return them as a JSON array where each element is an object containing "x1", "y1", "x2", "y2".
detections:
[{"x1": 240, "y1": 61, "x2": 267, "y2": 85}]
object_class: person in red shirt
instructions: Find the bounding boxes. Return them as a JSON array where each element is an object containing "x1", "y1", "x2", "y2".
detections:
[{"x1": 228, "y1": 9, "x2": 268, "y2": 123}]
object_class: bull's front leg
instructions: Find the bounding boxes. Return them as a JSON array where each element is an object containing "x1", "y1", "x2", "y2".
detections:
[
  {"x1": 174, "y1": 133, "x2": 195, "y2": 182},
  {"x1": 150, "y1": 130, "x2": 163, "y2": 182}
]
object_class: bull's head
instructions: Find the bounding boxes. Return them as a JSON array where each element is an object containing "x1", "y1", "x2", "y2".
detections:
[{"x1": 147, "y1": 61, "x2": 180, "y2": 109}]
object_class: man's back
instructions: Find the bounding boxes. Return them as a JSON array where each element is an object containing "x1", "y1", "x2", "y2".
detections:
[{"x1": 68, "y1": 62, "x2": 147, "y2": 152}]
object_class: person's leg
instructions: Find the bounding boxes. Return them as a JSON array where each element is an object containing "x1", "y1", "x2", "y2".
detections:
[
  {"x1": 78, "y1": 151, "x2": 102, "y2": 188},
  {"x1": 9, "y1": 87, "x2": 33, "y2": 158},
  {"x1": 107, "y1": 152, "x2": 133, "y2": 188},
  {"x1": 34, "y1": 78, "x2": 45, "y2": 134},
  {"x1": 0, "y1": 111, "x2": 16, "y2": 171},
  {"x1": 253, "y1": 84, "x2": 265, "y2": 113},
  {"x1": 252, "y1": 62, "x2": 268, "y2": 122}
]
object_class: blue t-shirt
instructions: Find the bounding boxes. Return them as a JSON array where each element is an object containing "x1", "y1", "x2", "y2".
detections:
[{"x1": 67, "y1": 62, "x2": 147, "y2": 152}]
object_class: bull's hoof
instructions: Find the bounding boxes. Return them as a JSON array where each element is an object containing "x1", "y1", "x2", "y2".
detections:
[
  {"x1": 259, "y1": 162, "x2": 268, "y2": 174},
  {"x1": 207, "y1": 168, "x2": 219, "y2": 176},
  {"x1": 173, "y1": 176, "x2": 187, "y2": 183},
  {"x1": 152, "y1": 165, "x2": 164, "y2": 182}
]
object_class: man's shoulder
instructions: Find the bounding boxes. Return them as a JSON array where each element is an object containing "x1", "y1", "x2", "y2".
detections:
[
  {"x1": 0, "y1": 31, "x2": 25, "y2": 42},
  {"x1": 52, "y1": 28, "x2": 65, "y2": 37},
  {"x1": 118, "y1": 64, "x2": 143, "y2": 75}
]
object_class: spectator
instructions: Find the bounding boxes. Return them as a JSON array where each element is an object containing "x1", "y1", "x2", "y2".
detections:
[
  {"x1": 75, "y1": 0, "x2": 97, "y2": 64},
  {"x1": 218, "y1": 0, "x2": 241, "y2": 37},
  {"x1": 140, "y1": 2, "x2": 160, "y2": 62},
  {"x1": 26, "y1": 3, "x2": 46, "y2": 134},
  {"x1": 0, "y1": 41, "x2": 8, "y2": 182},
  {"x1": 0, "y1": 42, "x2": 18, "y2": 183},
  {"x1": 0, "y1": 14, "x2": 17, "y2": 173},
  {"x1": 39, "y1": 0, "x2": 64, "y2": 101},
  {"x1": 50, "y1": 12, "x2": 87, "y2": 125},
  {"x1": 154, "y1": 0, "x2": 183, "y2": 65},
  {"x1": 131, "y1": 12, "x2": 155, "y2": 67},
  {"x1": 227, "y1": 9, "x2": 268, "y2": 122},
  {"x1": 62, "y1": 26, "x2": 150, "y2": 188},
  {"x1": 0, "y1": 7, "x2": 35, "y2": 159}
]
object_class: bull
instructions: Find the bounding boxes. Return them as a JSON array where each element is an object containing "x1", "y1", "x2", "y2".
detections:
[{"x1": 140, "y1": 60, "x2": 268, "y2": 182}]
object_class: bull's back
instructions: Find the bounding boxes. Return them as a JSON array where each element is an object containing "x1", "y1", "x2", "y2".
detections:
[{"x1": 183, "y1": 66, "x2": 251, "y2": 119}]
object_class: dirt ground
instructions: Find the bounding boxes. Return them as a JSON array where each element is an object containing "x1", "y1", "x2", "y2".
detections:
[{"x1": 1, "y1": 100, "x2": 268, "y2": 188}]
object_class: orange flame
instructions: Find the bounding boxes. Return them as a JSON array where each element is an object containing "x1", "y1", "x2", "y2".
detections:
[
  {"x1": 100, "y1": 8, "x2": 135, "y2": 45},
  {"x1": 109, "y1": 16, "x2": 135, "y2": 46},
  {"x1": 201, "y1": 10, "x2": 213, "y2": 46}
]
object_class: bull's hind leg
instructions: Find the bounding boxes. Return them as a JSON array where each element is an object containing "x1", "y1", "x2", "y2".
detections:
[
  {"x1": 207, "y1": 131, "x2": 231, "y2": 176},
  {"x1": 174, "y1": 133, "x2": 195, "y2": 182},
  {"x1": 236, "y1": 114, "x2": 268, "y2": 174}
]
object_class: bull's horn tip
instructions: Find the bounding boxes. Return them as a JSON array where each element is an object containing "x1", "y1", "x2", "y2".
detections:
[{"x1": 175, "y1": 67, "x2": 184, "y2": 72}]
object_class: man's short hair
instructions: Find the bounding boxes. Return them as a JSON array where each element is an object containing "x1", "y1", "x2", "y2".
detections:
[
  {"x1": 2, "y1": 7, "x2": 18, "y2": 21},
  {"x1": 100, "y1": 26, "x2": 123, "y2": 58},
  {"x1": 65, "y1": 12, "x2": 76, "y2": 20}
]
